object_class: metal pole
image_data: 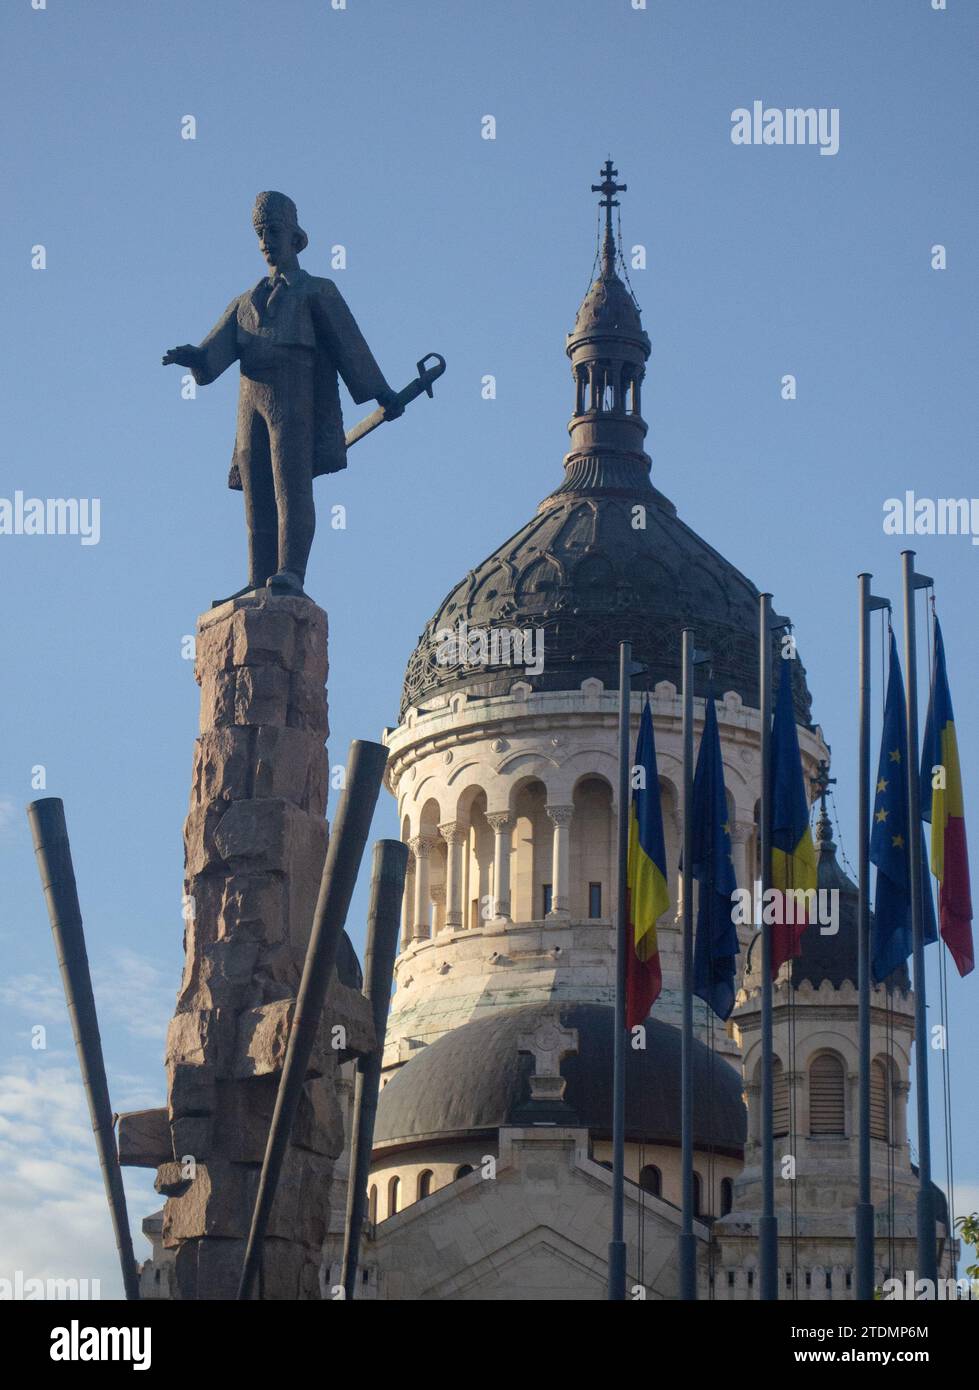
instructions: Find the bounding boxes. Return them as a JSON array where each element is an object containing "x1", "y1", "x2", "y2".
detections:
[
  {"x1": 608, "y1": 639, "x2": 631, "y2": 1300},
  {"x1": 678, "y1": 628, "x2": 697, "y2": 1299},
  {"x1": 758, "y1": 593, "x2": 778, "y2": 1301},
  {"x1": 26, "y1": 798, "x2": 141, "y2": 1301},
  {"x1": 238, "y1": 739, "x2": 389, "y2": 1300},
  {"x1": 856, "y1": 575, "x2": 888, "y2": 1298},
  {"x1": 340, "y1": 839, "x2": 409, "y2": 1300},
  {"x1": 901, "y1": 550, "x2": 937, "y2": 1288}
]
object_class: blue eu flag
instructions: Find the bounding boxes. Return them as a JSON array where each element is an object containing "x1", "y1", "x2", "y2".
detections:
[
  {"x1": 691, "y1": 687, "x2": 739, "y2": 1020},
  {"x1": 870, "y1": 633, "x2": 937, "y2": 982}
]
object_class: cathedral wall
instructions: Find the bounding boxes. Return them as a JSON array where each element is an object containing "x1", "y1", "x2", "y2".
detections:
[{"x1": 382, "y1": 678, "x2": 827, "y2": 1071}]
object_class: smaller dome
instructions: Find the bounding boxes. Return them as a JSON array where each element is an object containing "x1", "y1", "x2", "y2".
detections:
[
  {"x1": 572, "y1": 267, "x2": 644, "y2": 339},
  {"x1": 374, "y1": 1002, "x2": 746, "y2": 1156},
  {"x1": 744, "y1": 805, "x2": 910, "y2": 993},
  {"x1": 793, "y1": 805, "x2": 910, "y2": 992}
]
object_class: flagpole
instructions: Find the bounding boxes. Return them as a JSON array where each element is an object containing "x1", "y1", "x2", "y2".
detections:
[
  {"x1": 901, "y1": 550, "x2": 937, "y2": 1288},
  {"x1": 758, "y1": 592, "x2": 778, "y2": 1301},
  {"x1": 857, "y1": 574, "x2": 889, "y2": 1298},
  {"x1": 608, "y1": 638, "x2": 631, "y2": 1301},
  {"x1": 679, "y1": 628, "x2": 697, "y2": 1299}
]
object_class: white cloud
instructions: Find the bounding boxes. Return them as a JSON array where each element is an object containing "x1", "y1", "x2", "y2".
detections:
[
  {"x1": 0, "y1": 1061, "x2": 159, "y2": 1299},
  {"x1": 1, "y1": 950, "x2": 173, "y2": 1045},
  {"x1": 952, "y1": 1180, "x2": 979, "y2": 1227}
]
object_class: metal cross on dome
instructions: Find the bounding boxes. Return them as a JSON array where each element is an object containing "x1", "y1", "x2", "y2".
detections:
[
  {"x1": 811, "y1": 758, "x2": 837, "y2": 814},
  {"x1": 591, "y1": 159, "x2": 627, "y2": 239}
]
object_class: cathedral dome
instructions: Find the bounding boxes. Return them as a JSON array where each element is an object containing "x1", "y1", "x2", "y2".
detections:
[
  {"x1": 374, "y1": 1002, "x2": 746, "y2": 1157},
  {"x1": 400, "y1": 484, "x2": 813, "y2": 723},
  {"x1": 791, "y1": 800, "x2": 910, "y2": 993},
  {"x1": 400, "y1": 160, "x2": 813, "y2": 725}
]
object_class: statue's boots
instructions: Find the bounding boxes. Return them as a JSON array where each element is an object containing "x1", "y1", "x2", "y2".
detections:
[{"x1": 266, "y1": 569, "x2": 305, "y2": 597}]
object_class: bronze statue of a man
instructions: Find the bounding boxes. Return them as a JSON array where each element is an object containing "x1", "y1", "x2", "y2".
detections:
[{"x1": 163, "y1": 191, "x2": 403, "y2": 600}]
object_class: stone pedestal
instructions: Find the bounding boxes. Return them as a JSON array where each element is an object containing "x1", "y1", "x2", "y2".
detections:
[{"x1": 142, "y1": 590, "x2": 373, "y2": 1299}]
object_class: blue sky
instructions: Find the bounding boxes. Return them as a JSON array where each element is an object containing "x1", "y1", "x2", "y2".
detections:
[{"x1": 2, "y1": 0, "x2": 977, "y2": 1296}]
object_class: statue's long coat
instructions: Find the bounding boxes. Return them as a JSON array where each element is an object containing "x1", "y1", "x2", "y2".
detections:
[{"x1": 190, "y1": 268, "x2": 389, "y2": 489}]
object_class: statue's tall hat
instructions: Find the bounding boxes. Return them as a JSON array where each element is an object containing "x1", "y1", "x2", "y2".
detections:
[{"x1": 252, "y1": 191, "x2": 308, "y2": 252}]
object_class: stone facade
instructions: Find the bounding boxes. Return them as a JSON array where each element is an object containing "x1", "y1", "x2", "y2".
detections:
[{"x1": 365, "y1": 1127, "x2": 707, "y2": 1300}]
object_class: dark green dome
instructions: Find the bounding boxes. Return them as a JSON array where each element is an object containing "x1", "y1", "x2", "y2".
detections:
[
  {"x1": 399, "y1": 474, "x2": 813, "y2": 724},
  {"x1": 374, "y1": 1003, "x2": 746, "y2": 1157}
]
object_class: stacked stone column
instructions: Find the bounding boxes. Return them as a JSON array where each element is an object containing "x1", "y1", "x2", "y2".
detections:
[{"x1": 155, "y1": 590, "x2": 372, "y2": 1299}]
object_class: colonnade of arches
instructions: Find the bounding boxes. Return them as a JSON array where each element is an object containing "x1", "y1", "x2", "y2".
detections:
[{"x1": 399, "y1": 769, "x2": 754, "y2": 946}]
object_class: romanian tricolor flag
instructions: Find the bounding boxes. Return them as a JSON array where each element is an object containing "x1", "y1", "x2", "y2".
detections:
[
  {"x1": 769, "y1": 657, "x2": 817, "y2": 977},
  {"x1": 625, "y1": 699, "x2": 670, "y2": 1028},
  {"x1": 920, "y1": 618, "x2": 974, "y2": 977}
]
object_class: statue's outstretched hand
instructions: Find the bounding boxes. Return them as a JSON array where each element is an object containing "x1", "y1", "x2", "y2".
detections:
[{"x1": 162, "y1": 345, "x2": 205, "y2": 368}]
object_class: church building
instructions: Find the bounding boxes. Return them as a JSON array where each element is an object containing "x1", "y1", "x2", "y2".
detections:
[{"x1": 342, "y1": 169, "x2": 956, "y2": 1301}]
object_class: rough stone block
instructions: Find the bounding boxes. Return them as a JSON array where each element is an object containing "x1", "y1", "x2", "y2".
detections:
[
  {"x1": 182, "y1": 803, "x2": 228, "y2": 877},
  {"x1": 162, "y1": 1161, "x2": 257, "y2": 1242},
  {"x1": 168, "y1": 1064, "x2": 217, "y2": 1121},
  {"x1": 213, "y1": 797, "x2": 323, "y2": 875},
  {"x1": 173, "y1": 1236, "x2": 246, "y2": 1301},
  {"x1": 196, "y1": 937, "x2": 262, "y2": 1009},
  {"x1": 293, "y1": 607, "x2": 328, "y2": 686},
  {"x1": 233, "y1": 999, "x2": 295, "y2": 1079},
  {"x1": 189, "y1": 728, "x2": 255, "y2": 809},
  {"x1": 293, "y1": 1075, "x2": 345, "y2": 1159},
  {"x1": 232, "y1": 606, "x2": 297, "y2": 669},
  {"x1": 165, "y1": 1008, "x2": 233, "y2": 1074},
  {"x1": 265, "y1": 1148, "x2": 332, "y2": 1247},
  {"x1": 117, "y1": 1108, "x2": 172, "y2": 1168},
  {"x1": 198, "y1": 668, "x2": 237, "y2": 732},
  {"x1": 194, "y1": 616, "x2": 234, "y2": 679},
  {"x1": 322, "y1": 978, "x2": 376, "y2": 1061},
  {"x1": 259, "y1": 1238, "x2": 321, "y2": 1301},
  {"x1": 212, "y1": 1075, "x2": 276, "y2": 1163},
  {"x1": 253, "y1": 724, "x2": 328, "y2": 811},
  {"x1": 287, "y1": 671, "x2": 329, "y2": 734},
  {"x1": 155, "y1": 1161, "x2": 193, "y2": 1198},
  {"x1": 171, "y1": 1116, "x2": 214, "y2": 1164},
  {"x1": 216, "y1": 872, "x2": 287, "y2": 944},
  {"x1": 233, "y1": 663, "x2": 291, "y2": 727}
]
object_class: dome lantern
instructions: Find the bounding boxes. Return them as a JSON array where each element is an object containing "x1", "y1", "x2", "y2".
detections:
[{"x1": 560, "y1": 160, "x2": 653, "y2": 504}]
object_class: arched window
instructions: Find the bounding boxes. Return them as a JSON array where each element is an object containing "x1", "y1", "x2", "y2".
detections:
[
  {"x1": 870, "y1": 1059, "x2": 891, "y2": 1141},
  {"x1": 692, "y1": 1170, "x2": 703, "y2": 1217},
  {"x1": 809, "y1": 1054, "x2": 846, "y2": 1136},
  {"x1": 720, "y1": 1177, "x2": 734, "y2": 1216},
  {"x1": 387, "y1": 1175, "x2": 400, "y2": 1217},
  {"x1": 368, "y1": 1184, "x2": 377, "y2": 1225},
  {"x1": 639, "y1": 1165, "x2": 661, "y2": 1197},
  {"x1": 773, "y1": 1058, "x2": 790, "y2": 1138},
  {"x1": 454, "y1": 1164, "x2": 474, "y2": 1180},
  {"x1": 417, "y1": 1169, "x2": 434, "y2": 1200}
]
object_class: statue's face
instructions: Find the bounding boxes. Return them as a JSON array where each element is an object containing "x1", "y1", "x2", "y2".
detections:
[{"x1": 254, "y1": 218, "x2": 297, "y2": 268}]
